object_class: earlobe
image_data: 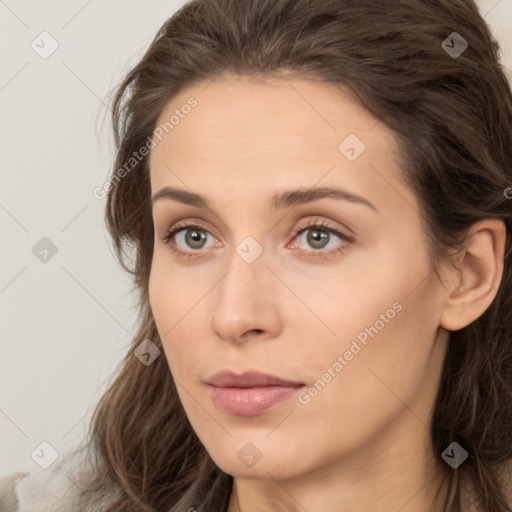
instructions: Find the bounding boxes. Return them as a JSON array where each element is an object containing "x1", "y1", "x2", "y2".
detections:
[{"x1": 440, "y1": 219, "x2": 506, "y2": 332}]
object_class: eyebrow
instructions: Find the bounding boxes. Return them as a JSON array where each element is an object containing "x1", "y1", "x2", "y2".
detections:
[{"x1": 151, "y1": 186, "x2": 377, "y2": 212}]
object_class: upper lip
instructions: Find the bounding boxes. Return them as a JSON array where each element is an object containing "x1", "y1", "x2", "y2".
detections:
[{"x1": 205, "y1": 370, "x2": 304, "y2": 388}]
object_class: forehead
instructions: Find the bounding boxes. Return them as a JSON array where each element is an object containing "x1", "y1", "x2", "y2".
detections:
[
  {"x1": 151, "y1": 74, "x2": 385, "y2": 159},
  {"x1": 148, "y1": 74, "x2": 415, "y2": 217}
]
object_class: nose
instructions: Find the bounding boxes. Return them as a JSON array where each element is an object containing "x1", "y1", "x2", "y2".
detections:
[{"x1": 209, "y1": 246, "x2": 282, "y2": 345}]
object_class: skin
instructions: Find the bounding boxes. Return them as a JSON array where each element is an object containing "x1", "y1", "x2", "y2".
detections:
[{"x1": 148, "y1": 74, "x2": 506, "y2": 512}]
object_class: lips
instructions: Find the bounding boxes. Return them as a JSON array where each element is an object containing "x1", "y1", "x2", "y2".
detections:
[
  {"x1": 205, "y1": 370, "x2": 305, "y2": 416},
  {"x1": 206, "y1": 370, "x2": 304, "y2": 388}
]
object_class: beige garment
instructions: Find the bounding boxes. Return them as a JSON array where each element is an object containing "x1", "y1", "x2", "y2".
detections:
[{"x1": 0, "y1": 450, "x2": 118, "y2": 512}]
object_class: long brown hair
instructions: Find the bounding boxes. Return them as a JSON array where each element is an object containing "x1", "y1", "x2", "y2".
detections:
[{"x1": 75, "y1": 0, "x2": 512, "y2": 510}]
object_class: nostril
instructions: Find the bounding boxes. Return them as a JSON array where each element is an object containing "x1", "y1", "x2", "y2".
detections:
[{"x1": 246, "y1": 329, "x2": 264, "y2": 336}]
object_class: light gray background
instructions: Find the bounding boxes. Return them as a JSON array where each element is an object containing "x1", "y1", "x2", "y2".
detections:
[{"x1": 1, "y1": 0, "x2": 511, "y2": 477}]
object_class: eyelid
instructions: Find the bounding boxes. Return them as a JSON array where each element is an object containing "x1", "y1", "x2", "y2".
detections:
[
  {"x1": 292, "y1": 217, "x2": 354, "y2": 242},
  {"x1": 162, "y1": 218, "x2": 218, "y2": 240},
  {"x1": 162, "y1": 220, "x2": 220, "y2": 247}
]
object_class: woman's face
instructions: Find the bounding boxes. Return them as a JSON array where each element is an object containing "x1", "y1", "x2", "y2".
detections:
[{"x1": 148, "y1": 75, "x2": 450, "y2": 480}]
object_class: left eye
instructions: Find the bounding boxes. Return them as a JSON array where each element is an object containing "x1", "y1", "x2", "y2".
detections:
[{"x1": 294, "y1": 226, "x2": 345, "y2": 250}]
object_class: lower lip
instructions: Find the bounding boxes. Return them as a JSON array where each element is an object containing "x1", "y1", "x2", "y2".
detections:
[{"x1": 209, "y1": 385, "x2": 303, "y2": 416}]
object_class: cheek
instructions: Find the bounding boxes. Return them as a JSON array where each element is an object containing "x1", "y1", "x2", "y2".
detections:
[
  {"x1": 148, "y1": 258, "x2": 211, "y2": 375},
  {"x1": 149, "y1": 252, "x2": 199, "y2": 331},
  {"x1": 286, "y1": 294, "x2": 440, "y2": 473},
  {"x1": 302, "y1": 280, "x2": 441, "y2": 420},
  {"x1": 148, "y1": 261, "x2": 182, "y2": 365},
  {"x1": 285, "y1": 260, "x2": 410, "y2": 364},
  {"x1": 295, "y1": 244, "x2": 439, "y2": 407}
]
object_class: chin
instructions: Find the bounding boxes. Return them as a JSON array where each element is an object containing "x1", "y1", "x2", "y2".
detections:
[
  {"x1": 217, "y1": 458, "x2": 299, "y2": 480},
  {"x1": 205, "y1": 441, "x2": 307, "y2": 481}
]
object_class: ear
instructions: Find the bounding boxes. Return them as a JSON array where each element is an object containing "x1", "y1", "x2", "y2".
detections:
[{"x1": 440, "y1": 219, "x2": 507, "y2": 332}]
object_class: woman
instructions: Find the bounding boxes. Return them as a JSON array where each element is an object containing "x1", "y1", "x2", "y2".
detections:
[{"x1": 1, "y1": 0, "x2": 511, "y2": 510}]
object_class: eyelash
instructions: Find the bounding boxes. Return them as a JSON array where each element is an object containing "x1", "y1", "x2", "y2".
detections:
[{"x1": 161, "y1": 218, "x2": 354, "y2": 261}]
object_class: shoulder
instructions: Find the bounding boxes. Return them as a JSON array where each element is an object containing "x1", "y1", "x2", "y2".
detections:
[
  {"x1": 0, "y1": 472, "x2": 29, "y2": 512},
  {"x1": 0, "y1": 448, "x2": 119, "y2": 512}
]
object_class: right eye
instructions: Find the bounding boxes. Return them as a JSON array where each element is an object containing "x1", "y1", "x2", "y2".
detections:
[{"x1": 162, "y1": 223, "x2": 219, "y2": 260}]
